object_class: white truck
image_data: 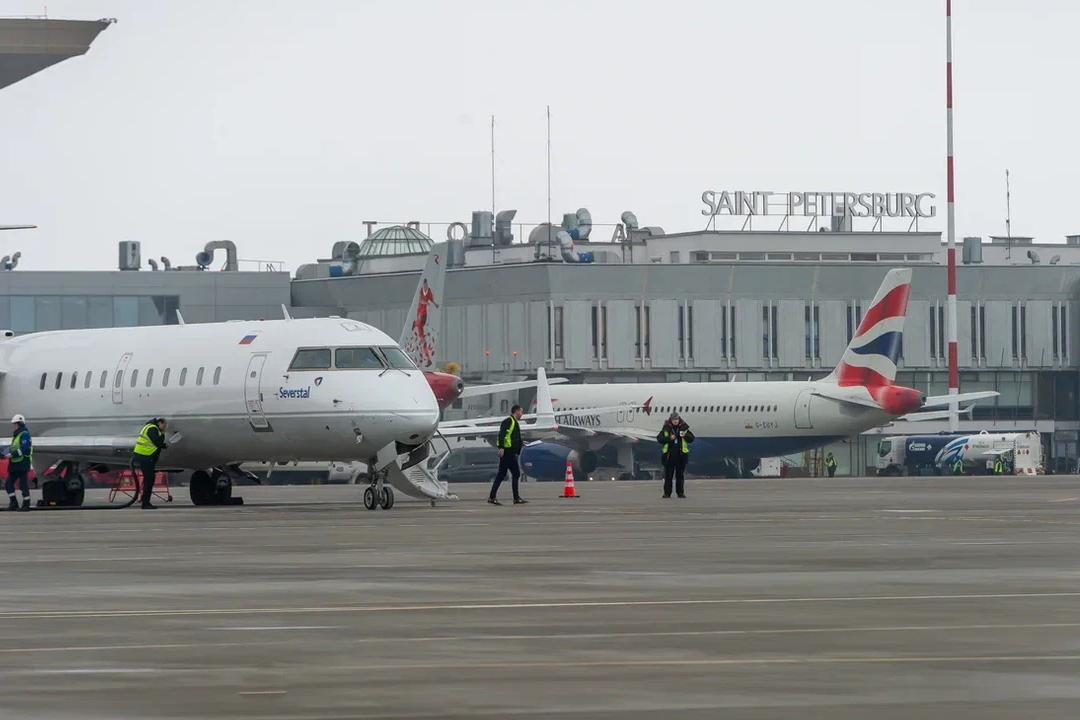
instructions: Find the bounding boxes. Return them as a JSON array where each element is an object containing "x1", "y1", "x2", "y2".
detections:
[{"x1": 935, "y1": 430, "x2": 1044, "y2": 475}]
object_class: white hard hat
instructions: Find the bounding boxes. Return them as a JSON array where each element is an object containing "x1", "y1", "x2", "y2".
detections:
[{"x1": 10, "y1": 414, "x2": 24, "y2": 424}]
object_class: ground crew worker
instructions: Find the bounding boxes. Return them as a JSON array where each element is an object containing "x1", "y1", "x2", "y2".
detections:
[
  {"x1": 825, "y1": 452, "x2": 837, "y2": 478},
  {"x1": 488, "y1": 405, "x2": 527, "y2": 505},
  {"x1": 657, "y1": 411, "x2": 694, "y2": 498},
  {"x1": 994, "y1": 453, "x2": 1007, "y2": 475},
  {"x1": 133, "y1": 417, "x2": 168, "y2": 509},
  {"x1": 3, "y1": 414, "x2": 31, "y2": 511},
  {"x1": 953, "y1": 457, "x2": 964, "y2": 476}
]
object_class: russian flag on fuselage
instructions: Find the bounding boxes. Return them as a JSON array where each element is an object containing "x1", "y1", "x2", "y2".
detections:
[{"x1": 833, "y1": 268, "x2": 912, "y2": 388}]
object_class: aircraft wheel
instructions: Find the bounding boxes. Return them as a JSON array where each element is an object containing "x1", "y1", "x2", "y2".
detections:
[
  {"x1": 380, "y1": 486, "x2": 394, "y2": 509},
  {"x1": 190, "y1": 470, "x2": 214, "y2": 506},
  {"x1": 430, "y1": 499, "x2": 437, "y2": 507},
  {"x1": 363, "y1": 486, "x2": 377, "y2": 510}
]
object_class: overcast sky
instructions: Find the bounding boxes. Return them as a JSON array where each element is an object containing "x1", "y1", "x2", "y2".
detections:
[{"x1": 0, "y1": 0, "x2": 1076, "y2": 271}]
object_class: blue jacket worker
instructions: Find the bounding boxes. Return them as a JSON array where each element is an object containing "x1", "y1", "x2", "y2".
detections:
[
  {"x1": 488, "y1": 404, "x2": 528, "y2": 506},
  {"x1": 133, "y1": 417, "x2": 169, "y2": 509},
  {"x1": 4, "y1": 414, "x2": 32, "y2": 512}
]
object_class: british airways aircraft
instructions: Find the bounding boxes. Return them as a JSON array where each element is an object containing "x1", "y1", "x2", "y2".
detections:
[{"x1": 518, "y1": 268, "x2": 1000, "y2": 481}]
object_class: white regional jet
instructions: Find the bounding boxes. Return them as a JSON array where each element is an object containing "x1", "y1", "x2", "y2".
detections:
[
  {"x1": 1, "y1": 315, "x2": 555, "y2": 510},
  {"x1": 517, "y1": 268, "x2": 1002, "y2": 481}
]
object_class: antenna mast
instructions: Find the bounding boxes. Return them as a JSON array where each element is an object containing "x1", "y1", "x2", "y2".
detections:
[
  {"x1": 546, "y1": 105, "x2": 552, "y2": 256},
  {"x1": 1005, "y1": 168, "x2": 1012, "y2": 237},
  {"x1": 944, "y1": 0, "x2": 959, "y2": 431},
  {"x1": 491, "y1": 115, "x2": 496, "y2": 219}
]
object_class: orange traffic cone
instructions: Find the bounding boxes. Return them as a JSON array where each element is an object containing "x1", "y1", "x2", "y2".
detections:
[{"x1": 560, "y1": 460, "x2": 579, "y2": 498}]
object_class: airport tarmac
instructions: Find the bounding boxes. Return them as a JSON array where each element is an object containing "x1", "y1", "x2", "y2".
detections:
[{"x1": 2, "y1": 475, "x2": 1080, "y2": 719}]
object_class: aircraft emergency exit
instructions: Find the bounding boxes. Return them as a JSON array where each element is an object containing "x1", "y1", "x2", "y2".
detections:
[{"x1": 518, "y1": 268, "x2": 1001, "y2": 481}]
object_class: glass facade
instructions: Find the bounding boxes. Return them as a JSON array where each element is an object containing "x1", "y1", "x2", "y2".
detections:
[{"x1": 0, "y1": 295, "x2": 180, "y2": 333}]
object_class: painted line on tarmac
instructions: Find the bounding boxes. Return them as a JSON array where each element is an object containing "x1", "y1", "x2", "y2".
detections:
[
  {"x1": 18, "y1": 591, "x2": 1080, "y2": 621},
  {"x1": 0, "y1": 641, "x2": 283, "y2": 654},
  {"x1": 322, "y1": 654, "x2": 1080, "y2": 672},
  {"x1": 9, "y1": 621, "x2": 1074, "y2": 655},
  {"x1": 336, "y1": 621, "x2": 1080, "y2": 645}
]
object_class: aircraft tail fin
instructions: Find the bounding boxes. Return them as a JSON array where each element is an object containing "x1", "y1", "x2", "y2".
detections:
[
  {"x1": 399, "y1": 242, "x2": 448, "y2": 372},
  {"x1": 821, "y1": 267, "x2": 912, "y2": 388}
]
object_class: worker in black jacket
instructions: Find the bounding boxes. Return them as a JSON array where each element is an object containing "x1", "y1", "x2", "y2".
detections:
[
  {"x1": 657, "y1": 411, "x2": 695, "y2": 498},
  {"x1": 132, "y1": 417, "x2": 169, "y2": 509},
  {"x1": 488, "y1": 405, "x2": 527, "y2": 505}
]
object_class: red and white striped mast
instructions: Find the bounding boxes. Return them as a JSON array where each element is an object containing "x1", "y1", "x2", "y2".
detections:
[{"x1": 945, "y1": 0, "x2": 959, "y2": 430}]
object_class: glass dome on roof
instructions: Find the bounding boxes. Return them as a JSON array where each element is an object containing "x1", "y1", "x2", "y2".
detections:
[{"x1": 357, "y1": 225, "x2": 434, "y2": 258}]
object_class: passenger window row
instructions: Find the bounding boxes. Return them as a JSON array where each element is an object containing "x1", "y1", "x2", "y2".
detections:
[
  {"x1": 557, "y1": 404, "x2": 780, "y2": 414},
  {"x1": 39, "y1": 366, "x2": 223, "y2": 391},
  {"x1": 289, "y1": 345, "x2": 417, "y2": 371}
]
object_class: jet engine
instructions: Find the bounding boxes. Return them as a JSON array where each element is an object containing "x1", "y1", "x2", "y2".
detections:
[
  {"x1": 424, "y1": 371, "x2": 465, "y2": 410},
  {"x1": 520, "y1": 442, "x2": 597, "y2": 482}
]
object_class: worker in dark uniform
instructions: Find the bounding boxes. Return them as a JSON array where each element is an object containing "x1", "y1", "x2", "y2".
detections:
[
  {"x1": 824, "y1": 452, "x2": 837, "y2": 478},
  {"x1": 657, "y1": 411, "x2": 694, "y2": 498},
  {"x1": 133, "y1": 417, "x2": 168, "y2": 509},
  {"x1": 488, "y1": 404, "x2": 527, "y2": 505},
  {"x1": 3, "y1": 414, "x2": 32, "y2": 512}
]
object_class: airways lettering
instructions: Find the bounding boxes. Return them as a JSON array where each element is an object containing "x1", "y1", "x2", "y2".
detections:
[{"x1": 555, "y1": 412, "x2": 601, "y2": 427}]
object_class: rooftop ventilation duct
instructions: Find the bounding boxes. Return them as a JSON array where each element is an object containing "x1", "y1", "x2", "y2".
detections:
[{"x1": 196, "y1": 240, "x2": 238, "y2": 271}]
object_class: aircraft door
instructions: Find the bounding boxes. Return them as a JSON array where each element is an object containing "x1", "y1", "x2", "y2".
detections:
[
  {"x1": 112, "y1": 352, "x2": 133, "y2": 405},
  {"x1": 244, "y1": 353, "x2": 272, "y2": 432},
  {"x1": 794, "y1": 389, "x2": 813, "y2": 429}
]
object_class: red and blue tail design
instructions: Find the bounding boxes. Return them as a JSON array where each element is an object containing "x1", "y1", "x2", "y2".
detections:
[{"x1": 822, "y1": 268, "x2": 912, "y2": 388}]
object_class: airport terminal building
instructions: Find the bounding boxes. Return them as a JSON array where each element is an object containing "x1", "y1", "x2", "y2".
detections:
[{"x1": 3, "y1": 15, "x2": 1078, "y2": 477}]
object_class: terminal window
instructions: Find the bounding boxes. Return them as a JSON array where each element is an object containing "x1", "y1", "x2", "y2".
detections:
[{"x1": 0, "y1": 295, "x2": 180, "y2": 333}]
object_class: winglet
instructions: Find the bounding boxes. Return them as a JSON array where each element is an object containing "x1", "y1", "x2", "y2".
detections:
[
  {"x1": 534, "y1": 366, "x2": 554, "y2": 426},
  {"x1": 282, "y1": 304, "x2": 292, "y2": 321},
  {"x1": 175, "y1": 310, "x2": 185, "y2": 325}
]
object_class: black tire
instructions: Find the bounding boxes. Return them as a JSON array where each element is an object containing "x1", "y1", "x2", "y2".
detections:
[
  {"x1": 190, "y1": 470, "x2": 214, "y2": 506},
  {"x1": 380, "y1": 486, "x2": 395, "y2": 509},
  {"x1": 363, "y1": 486, "x2": 377, "y2": 510}
]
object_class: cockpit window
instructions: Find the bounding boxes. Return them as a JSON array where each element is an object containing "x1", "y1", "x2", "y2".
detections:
[
  {"x1": 335, "y1": 347, "x2": 384, "y2": 369},
  {"x1": 289, "y1": 348, "x2": 332, "y2": 370},
  {"x1": 380, "y1": 347, "x2": 416, "y2": 369}
]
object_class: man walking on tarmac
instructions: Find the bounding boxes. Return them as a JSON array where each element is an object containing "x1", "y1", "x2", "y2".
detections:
[
  {"x1": 658, "y1": 411, "x2": 694, "y2": 498},
  {"x1": 488, "y1": 404, "x2": 528, "y2": 506},
  {"x1": 3, "y1": 414, "x2": 32, "y2": 511},
  {"x1": 133, "y1": 417, "x2": 169, "y2": 509}
]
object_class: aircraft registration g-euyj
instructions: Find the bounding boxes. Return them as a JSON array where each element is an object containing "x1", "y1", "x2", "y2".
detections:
[
  {"x1": 0, "y1": 314, "x2": 559, "y2": 510},
  {"x1": 518, "y1": 268, "x2": 1001, "y2": 482}
]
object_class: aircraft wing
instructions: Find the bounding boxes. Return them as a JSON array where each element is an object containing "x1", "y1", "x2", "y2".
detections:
[
  {"x1": 458, "y1": 377, "x2": 568, "y2": 399},
  {"x1": 438, "y1": 367, "x2": 559, "y2": 438},
  {"x1": 897, "y1": 406, "x2": 974, "y2": 422},
  {"x1": 29, "y1": 432, "x2": 184, "y2": 463},
  {"x1": 524, "y1": 425, "x2": 658, "y2": 444},
  {"x1": 923, "y1": 391, "x2": 999, "y2": 407}
]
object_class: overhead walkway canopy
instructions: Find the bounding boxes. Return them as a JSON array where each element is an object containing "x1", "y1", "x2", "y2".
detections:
[{"x1": 0, "y1": 16, "x2": 114, "y2": 91}]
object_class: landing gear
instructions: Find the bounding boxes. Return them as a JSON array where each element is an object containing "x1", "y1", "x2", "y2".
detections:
[
  {"x1": 361, "y1": 483, "x2": 394, "y2": 510},
  {"x1": 189, "y1": 468, "x2": 241, "y2": 507},
  {"x1": 37, "y1": 461, "x2": 86, "y2": 508},
  {"x1": 361, "y1": 464, "x2": 396, "y2": 510}
]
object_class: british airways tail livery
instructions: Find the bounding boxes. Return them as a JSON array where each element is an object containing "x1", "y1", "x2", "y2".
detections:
[
  {"x1": 519, "y1": 268, "x2": 1000, "y2": 482},
  {"x1": 399, "y1": 242, "x2": 567, "y2": 410}
]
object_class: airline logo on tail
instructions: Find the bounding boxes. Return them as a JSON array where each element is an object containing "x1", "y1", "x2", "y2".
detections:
[{"x1": 833, "y1": 268, "x2": 911, "y2": 388}]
